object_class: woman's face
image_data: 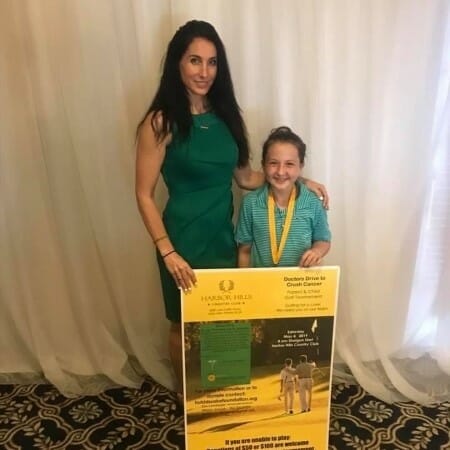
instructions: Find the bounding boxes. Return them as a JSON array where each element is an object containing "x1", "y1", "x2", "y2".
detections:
[{"x1": 179, "y1": 37, "x2": 217, "y2": 101}]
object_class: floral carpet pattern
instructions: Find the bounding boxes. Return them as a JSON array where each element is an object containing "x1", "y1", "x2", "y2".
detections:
[
  {"x1": 329, "y1": 384, "x2": 449, "y2": 450},
  {"x1": 0, "y1": 379, "x2": 184, "y2": 449},
  {"x1": 0, "y1": 379, "x2": 448, "y2": 449}
]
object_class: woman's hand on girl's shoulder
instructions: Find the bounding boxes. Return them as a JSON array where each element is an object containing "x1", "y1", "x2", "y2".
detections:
[{"x1": 303, "y1": 179, "x2": 329, "y2": 209}]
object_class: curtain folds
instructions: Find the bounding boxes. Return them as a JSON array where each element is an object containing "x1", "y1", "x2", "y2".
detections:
[{"x1": 1, "y1": 0, "x2": 449, "y2": 402}]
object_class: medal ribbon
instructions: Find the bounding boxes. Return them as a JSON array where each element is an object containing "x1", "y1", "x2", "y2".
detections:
[{"x1": 268, "y1": 186, "x2": 296, "y2": 265}]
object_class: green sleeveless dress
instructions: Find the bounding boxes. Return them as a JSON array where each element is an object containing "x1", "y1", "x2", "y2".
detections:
[{"x1": 157, "y1": 112, "x2": 239, "y2": 322}]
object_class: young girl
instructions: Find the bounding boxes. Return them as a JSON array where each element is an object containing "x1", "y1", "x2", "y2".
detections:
[{"x1": 235, "y1": 126, "x2": 331, "y2": 268}]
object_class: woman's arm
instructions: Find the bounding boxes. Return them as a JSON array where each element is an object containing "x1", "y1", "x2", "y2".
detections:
[
  {"x1": 135, "y1": 114, "x2": 171, "y2": 251},
  {"x1": 234, "y1": 164, "x2": 329, "y2": 208},
  {"x1": 301, "y1": 178, "x2": 329, "y2": 209},
  {"x1": 233, "y1": 164, "x2": 265, "y2": 190},
  {"x1": 135, "y1": 114, "x2": 196, "y2": 291}
]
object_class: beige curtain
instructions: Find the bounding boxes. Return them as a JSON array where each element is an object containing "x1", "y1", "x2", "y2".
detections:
[
  {"x1": 0, "y1": 0, "x2": 174, "y2": 394},
  {"x1": 1, "y1": 0, "x2": 449, "y2": 402}
]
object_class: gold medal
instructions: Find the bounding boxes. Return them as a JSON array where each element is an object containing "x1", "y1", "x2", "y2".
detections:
[{"x1": 268, "y1": 186, "x2": 296, "y2": 265}]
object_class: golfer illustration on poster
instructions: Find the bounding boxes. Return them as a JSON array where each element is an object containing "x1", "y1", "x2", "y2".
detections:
[{"x1": 182, "y1": 266, "x2": 340, "y2": 450}]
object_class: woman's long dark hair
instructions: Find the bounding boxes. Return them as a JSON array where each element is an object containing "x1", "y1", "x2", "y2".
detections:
[{"x1": 137, "y1": 20, "x2": 249, "y2": 167}]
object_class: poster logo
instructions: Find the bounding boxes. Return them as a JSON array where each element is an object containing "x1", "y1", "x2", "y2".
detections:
[{"x1": 219, "y1": 280, "x2": 234, "y2": 292}]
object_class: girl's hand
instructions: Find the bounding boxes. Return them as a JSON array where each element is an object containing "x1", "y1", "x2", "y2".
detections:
[
  {"x1": 163, "y1": 251, "x2": 197, "y2": 292},
  {"x1": 303, "y1": 179, "x2": 329, "y2": 209},
  {"x1": 299, "y1": 249, "x2": 322, "y2": 268}
]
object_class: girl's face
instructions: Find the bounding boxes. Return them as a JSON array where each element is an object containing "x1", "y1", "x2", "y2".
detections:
[
  {"x1": 179, "y1": 37, "x2": 217, "y2": 101},
  {"x1": 263, "y1": 142, "x2": 303, "y2": 193}
]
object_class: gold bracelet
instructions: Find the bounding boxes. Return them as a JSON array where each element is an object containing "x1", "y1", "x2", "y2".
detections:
[
  {"x1": 162, "y1": 250, "x2": 176, "y2": 259},
  {"x1": 153, "y1": 235, "x2": 168, "y2": 244}
]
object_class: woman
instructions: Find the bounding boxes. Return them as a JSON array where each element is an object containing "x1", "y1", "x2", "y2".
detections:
[{"x1": 135, "y1": 20, "x2": 328, "y2": 395}]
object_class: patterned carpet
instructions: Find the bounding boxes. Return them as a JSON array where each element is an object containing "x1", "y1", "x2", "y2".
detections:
[
  {"x1": 0, "y1": 378, "x2": 448, "y2": 449},
  {"x1": 329, "y1": 384, "x2": 449, "y2": 450}
]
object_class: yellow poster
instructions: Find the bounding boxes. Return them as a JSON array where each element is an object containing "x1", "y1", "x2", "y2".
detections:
[{"x1": 182, "y1": 266, "x2": 340, "y2": 450}]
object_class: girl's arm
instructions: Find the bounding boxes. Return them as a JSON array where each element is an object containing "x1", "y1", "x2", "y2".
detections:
[
  {"x1": 299, "y1": 241, "x2": 331, "y2": 268},
  {"x1": 237, "y1": 244, "x2": 252, "y2": 268},
  {"x1": 135, "y1": 114, "x2": 196, "y2": 291}
]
